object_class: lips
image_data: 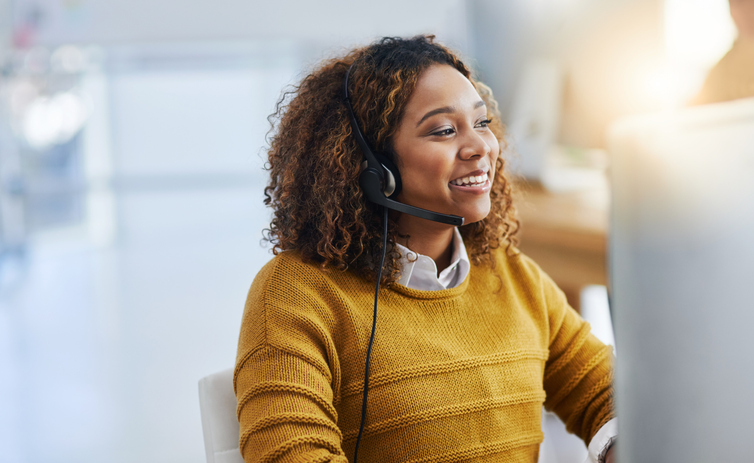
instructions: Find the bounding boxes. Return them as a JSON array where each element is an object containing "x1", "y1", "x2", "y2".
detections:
[{"x1": 449, "y1": 171, "x2": 489, "y2": 187}]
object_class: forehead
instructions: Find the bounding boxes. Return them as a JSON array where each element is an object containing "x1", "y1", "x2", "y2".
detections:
[{"x1": 403, "y1": 64, "x2": 482, "y2": 118}]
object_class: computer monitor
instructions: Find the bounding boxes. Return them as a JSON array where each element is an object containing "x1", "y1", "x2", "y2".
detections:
[{"x1": 608, "y1": 97, "x2": 754, "y2": 462}]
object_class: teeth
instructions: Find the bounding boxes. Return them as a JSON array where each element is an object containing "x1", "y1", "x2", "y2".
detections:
[{"x1": 451, "y1": 172, "x2": 488, "y2": 186}]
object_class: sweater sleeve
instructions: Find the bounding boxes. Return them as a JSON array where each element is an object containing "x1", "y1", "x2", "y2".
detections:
[
  {"x1": 538, "y1": 267, "x2": 615, "y2": 446},
  {"x1": 233, "y1": 260, "x2": 349, "y2": 463},
  {"x1": 235, "y1": 346, "x2": 348, "y2": 463}
]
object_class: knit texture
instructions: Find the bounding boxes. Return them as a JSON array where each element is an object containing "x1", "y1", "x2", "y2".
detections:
[{"x1": 234, "y1": 248, "x2": 614, "y2": 462}]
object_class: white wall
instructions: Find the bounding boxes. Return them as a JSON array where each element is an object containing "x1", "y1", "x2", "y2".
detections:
[
  {"x1": 12, "y1": 0, "x2": 471, "y2": 54},
  {"x1": 0, "y1": 0, "x2": 10, "y2": 56}
]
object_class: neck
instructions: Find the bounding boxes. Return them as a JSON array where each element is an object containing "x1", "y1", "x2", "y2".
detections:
[{"x1": 396, "y1": 215, "x2": 455, "y2": 273}]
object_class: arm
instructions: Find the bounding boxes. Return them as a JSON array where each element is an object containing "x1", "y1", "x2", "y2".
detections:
[
  {"x1": 234, "y1": 260, "x2": 349, "y2": 463},
  {"x1": 235, "y1": 345, "x2": 348, "y2": 462},
  {"x1": 538, "y1": 268, "x2": 616, "y2": 446}
]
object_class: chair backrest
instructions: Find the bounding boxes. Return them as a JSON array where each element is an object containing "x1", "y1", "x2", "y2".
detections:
[{"x1": 198, "y1": 368, "x2": 245, "y2": 463}]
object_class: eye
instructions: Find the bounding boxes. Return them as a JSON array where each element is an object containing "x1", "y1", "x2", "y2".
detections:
[
  {"x1": 476, "y1": 118, "x2": 493, "y2": 128},
  {"x1": 430, "y1": 127, "x2": 456, "y2": 137}
]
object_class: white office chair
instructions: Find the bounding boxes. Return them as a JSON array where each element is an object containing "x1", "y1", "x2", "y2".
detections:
[{"x1": 198, "y1": 368, "x2": 245, "y2": 463}]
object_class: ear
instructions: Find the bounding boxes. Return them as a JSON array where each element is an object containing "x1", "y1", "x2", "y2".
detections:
[{"x1": 374, "y1": 152, "x2": 402, "y2": 198}]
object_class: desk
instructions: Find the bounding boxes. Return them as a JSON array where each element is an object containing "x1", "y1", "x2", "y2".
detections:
[{"x1": 514, "y1": 182, "x2": 609, "y2": 311}]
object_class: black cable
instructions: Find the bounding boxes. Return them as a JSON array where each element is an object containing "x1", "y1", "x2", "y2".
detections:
[{"x1": 353, "y1": 206, "x2": 388, "y2": 463}]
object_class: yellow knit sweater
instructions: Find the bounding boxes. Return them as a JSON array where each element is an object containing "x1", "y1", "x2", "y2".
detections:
[{"x1": 234, "y1": 248, "x2": 614, "y2": 463}]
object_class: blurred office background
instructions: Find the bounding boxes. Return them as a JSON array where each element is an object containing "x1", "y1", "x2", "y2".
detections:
[{"x1": 0, "y1": 1, "x2": 740, "y2": 462}]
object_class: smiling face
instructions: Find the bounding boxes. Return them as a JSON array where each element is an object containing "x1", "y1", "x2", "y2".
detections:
[{"x1": 391, "y1": 64, "x2": 500, "y2": 228}]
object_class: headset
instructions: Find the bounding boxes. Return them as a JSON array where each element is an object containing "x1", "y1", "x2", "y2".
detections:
[{"x1": 342, "y1": 62, "x2": 464, "y2": 463}]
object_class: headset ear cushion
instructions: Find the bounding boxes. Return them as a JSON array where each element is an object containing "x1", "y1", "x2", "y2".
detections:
[{"x1": 374, "y1": 152, "x2": 402, "y2": 198}]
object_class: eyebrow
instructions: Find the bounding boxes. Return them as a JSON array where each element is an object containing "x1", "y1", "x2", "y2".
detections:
[{"x1": 416, "y1": 100, "x2": 486, "y2": 127}]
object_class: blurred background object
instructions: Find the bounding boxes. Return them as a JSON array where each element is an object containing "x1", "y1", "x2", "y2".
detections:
[
  {"x1": 691, "y1": 0, "x2": 754, "y2": 104},
  {"x1": 609, "y1": 96, "x2": 754, "y2": 463},
  {"x1": 0, "y1": 1, "x2": 744, "y2": 462}
]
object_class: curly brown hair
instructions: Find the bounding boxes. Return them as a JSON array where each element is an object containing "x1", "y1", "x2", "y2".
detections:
[{"x1": 263, "y1": 35, "x2": 518, "y2": 284}]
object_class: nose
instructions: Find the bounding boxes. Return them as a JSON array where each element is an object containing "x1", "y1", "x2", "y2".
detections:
[{"x1": 458, "y1": 127, "x2": 492, "y2": 160}]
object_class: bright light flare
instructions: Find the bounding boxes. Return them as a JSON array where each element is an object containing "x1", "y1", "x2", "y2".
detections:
[
  {"x1": 22, "y1": 92, "x2": 90, "y2": 149},
  {"x1": 665, "y1": 0, "x2": 736, "y2": 68},
  {"x1": 635, "y1": 64, "x2": 702, "y2": 109}
]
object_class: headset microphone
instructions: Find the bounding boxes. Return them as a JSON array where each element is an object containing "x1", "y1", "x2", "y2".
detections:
[{"x1": 343, "y1": 64, "x2": 464, "y2": 227}]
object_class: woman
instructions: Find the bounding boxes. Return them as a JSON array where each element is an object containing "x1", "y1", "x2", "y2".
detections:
[{"x1": 234, "y1": 36, "x2": 616, "y2": 463}]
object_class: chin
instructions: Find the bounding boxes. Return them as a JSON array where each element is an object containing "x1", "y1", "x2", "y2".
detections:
[{"x1": 461, "y1": 206, "x2": 492, "y2": 225}]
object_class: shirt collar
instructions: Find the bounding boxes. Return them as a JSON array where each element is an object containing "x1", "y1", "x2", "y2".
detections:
[{"x1": 396, "y1": 228, "x2": 470, "y2": 291}]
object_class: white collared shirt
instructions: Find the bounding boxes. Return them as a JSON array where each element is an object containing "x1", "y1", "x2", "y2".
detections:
[
  {"x1": 393, "y1": 228, "x2": 617, "y2": 462},
  {"x1": 395, "y1": 227, "x2": 470, "y2": 290}
]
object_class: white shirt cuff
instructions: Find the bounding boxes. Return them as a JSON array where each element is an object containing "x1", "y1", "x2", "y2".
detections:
[{"x1": 585, "y1": 417, "x2": 617, "y2": 463}]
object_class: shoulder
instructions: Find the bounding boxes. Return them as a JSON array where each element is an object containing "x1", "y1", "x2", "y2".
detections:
[
  {"x1": 253, "y1": 250, "x2": 322, "y2": 284},
  {"x1": 480, "y1": 246, "x2": 568, "y2": 309},
  {"x1": 236, "y1": 252, "x2": 353, "y2": 389},
  {"x1": 239, "y1": 253, "x2": 324, "y2": 343},
  {"x1": 248, "y1": 251, "x2": 372, "y2": 306},
  {"x1": 244, "y1": 251, "x2": 335, "y2": 322},
  {"x1": 487, "y1": 245, "x2": 551, "y2": 287},
  {"x1": 238, "y1": 251, "x2": 371, "y2": 355}
]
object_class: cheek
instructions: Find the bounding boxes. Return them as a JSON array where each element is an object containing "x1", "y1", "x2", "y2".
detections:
[
  {"x1": 490, "y1": 135, "x2": 501, "y2": 156},
  {"x1": 403, "y1": 153, "x2": 445, "y2": 186},
  {"x1": 412, "y1": 166, "x2": 447, "y2": 193},
  {"x1": 487, "y1": 138, "x2": 501, "y2": 174}
]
